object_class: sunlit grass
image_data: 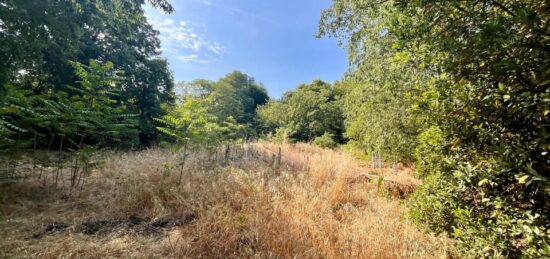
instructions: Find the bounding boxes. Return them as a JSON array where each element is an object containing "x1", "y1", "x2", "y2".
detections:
[{"x1": 0, "y1": 142, "x2": 454, "y2": 258}]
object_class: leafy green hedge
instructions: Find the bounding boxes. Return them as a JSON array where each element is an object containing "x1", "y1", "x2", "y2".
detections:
[{"x1": 412, "y1": 157, "x2": 549, "y2": 258}]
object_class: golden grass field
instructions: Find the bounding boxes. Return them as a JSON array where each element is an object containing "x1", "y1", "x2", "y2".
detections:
[{"x1": 0, "y1": 142, "x2": 454, "y2": 258}]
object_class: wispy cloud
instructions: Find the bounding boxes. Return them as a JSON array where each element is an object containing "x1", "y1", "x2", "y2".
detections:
[
  {"x1": 146, "y1": 14, "x2": 224, "y2": 64},
  {"x1": 199, "y1": 0, "x2": 213, "y2": 6},
  {"x1": 177, "y1": 54, "x2": 218, "y2": 64}
]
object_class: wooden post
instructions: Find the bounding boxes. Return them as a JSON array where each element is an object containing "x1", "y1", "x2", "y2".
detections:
[
  {"x1": 277, "y1": 147, "x2": 282, "y2": 170},
  {"x1": 224, "y1": 144, "x2": 230, "y2": 166}
]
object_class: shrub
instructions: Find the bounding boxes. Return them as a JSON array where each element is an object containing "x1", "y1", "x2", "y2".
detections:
[
  {"x1": 414, "y1": 126, "x2": 444, "y2": 178},
  {"x1": 412, "y1": 158, "x2": 550, "y2": 258},
  {"x1": 313, "y1": 132, "x2": 337, "y2": 149},
  {"x1": 269, "y1": 127, "x2": 292, "y2": 144}
]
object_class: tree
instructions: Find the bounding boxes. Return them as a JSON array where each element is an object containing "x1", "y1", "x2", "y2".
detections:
[
  {"x1": 0, "y1": 60, "x2": 139, "y2": 183},
  {"x1": 332, "y1": 49, "x2": 433, "y2": 162},
  {"x1": 179, "y1": 71, "x2": 270, "y2": 136},
  {"x1": 257, "y1": 100, "x2": 287, "y2": 130},
  {"x1": 0, "y1": 0, "x2": 175, "y2": 146},
  {"x1": 1, "y1": 60, "x2": 139, "y2": 149},
  {"x1": 319, "y1": 0, "x2": 549, "y2": 257},
  {"x1": 156, "y1": 95, "x2": 244, "y2": 147},
  {"x1": 220, "y1": 71, "x2": 269, "y2": 128},
  {"x1": 258, "y1": 80, "x2": 344, "y2": 143}
]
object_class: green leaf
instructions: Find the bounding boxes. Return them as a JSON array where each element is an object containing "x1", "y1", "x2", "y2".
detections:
[
  {"x1": 478, "y1": 178, "x2": 489, "y2": 186},
  {"x1": 517, "y1": 175, "x2": 530, "y2": 184}
]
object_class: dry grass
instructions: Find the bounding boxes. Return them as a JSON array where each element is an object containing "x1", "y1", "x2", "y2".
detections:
[{"x1": 0, "y1": 142, "x2": 454, "y2": 258}]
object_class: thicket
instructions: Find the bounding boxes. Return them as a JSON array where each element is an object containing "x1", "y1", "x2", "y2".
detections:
[
  {"x1": 319, "y1": 0, "x2": 549, "y2": 257},
  {"x1": 258, "y1": 79, "x2": 344, "y2": 144},
  {"x1": 0, "y1": 60, "x2": 138, "y2": 186},
  {"x1": 154, "y1": 71, "x2": 269, "y2": 182}
]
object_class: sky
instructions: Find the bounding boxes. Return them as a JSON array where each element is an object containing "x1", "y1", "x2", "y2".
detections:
[{"x1": 144, "y1": 0, "x2": 348, "y2": 98}]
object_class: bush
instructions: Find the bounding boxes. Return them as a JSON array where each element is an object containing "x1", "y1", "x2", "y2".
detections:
[
  {"x1": 411, "y1": 158, "x2": 550, "y2": 258},
  {"x1": 414, "y1": 126, "x2": 444, "y2": 178},
  {"x1": 313, "y1": 132, "x2": 337, "y2": 149},
  {"x1": 268, "y1": 127, "x2": 292, "y2": 144}
]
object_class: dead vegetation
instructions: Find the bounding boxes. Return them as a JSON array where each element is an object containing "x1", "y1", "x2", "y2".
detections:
[{"x1": 0, "y1": 142, "x2": 454, "y2": 258}]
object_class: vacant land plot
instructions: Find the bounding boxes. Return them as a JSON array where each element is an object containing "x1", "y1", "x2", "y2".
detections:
[{"x1": 0, "y1": 143, "x2": 453, "y2": 258}]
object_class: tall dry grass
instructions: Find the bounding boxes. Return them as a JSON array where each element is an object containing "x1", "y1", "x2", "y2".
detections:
[{"x1": 0, "y1": 142, "x2": 454, "y2": 258}]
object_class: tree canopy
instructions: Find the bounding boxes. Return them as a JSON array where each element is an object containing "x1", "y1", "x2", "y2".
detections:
[
  {"x1": 258, "y1": 79, "x2": 344, "y2": 143},
  {"x1": 0, "y1": 0, "x2": 175, "y2": 145},
  {"x1": 179, "y1": 71, "x2": 269, "y2": 137}
]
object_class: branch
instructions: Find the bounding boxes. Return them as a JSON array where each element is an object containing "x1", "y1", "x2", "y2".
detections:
[{"x1": 491, "y1": 0, "x2": 516, "y2": 17}]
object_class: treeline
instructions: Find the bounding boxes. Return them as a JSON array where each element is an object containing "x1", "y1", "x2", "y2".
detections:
[
  {"x1": 258, "y1": 79, "x2": 344, "y2": 148},
  {"x1": 0, "y1": 0, "x2": 274, "y2": 161},
  {"x1": 314, "y1": 0, "x2": 549, "y2": 258},
  {"x1": 0, "y1": 1, "x2": 273, "y2": 186},
  {"x1": 1, "y1": 0, "x2": 548, "y2": 257},
  {"x1": 157, "y1": 71, "x2": 269, "y2": 147},
  {"x1": 1, "y1": 0, "x2": 175, "y2": 152}
]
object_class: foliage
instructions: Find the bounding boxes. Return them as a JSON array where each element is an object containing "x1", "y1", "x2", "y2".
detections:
[
  {"x1": 271, "y1": 127, "x2": 292, "y2": 144},
  {"x1": 411, "y1": 159, "x2": 550, "y2": 258},
  {"x1": 335, "y1": 75, "x2": 424, "y2": 163},
  {"x1": 1, "y1": 60, "x2": 138, "y2": 150},
  {"x1": 414, "y1": 126, "x2": 445, "y2": 177},
  {"x1": 0, "y1": 0, "x2": 175, "y2": 145},
  {"x1": 220, "y1": 71, "x2": 270, "y2": 126},
  {"x1": 0, "y1": 87, "x2": 34, "y2": 152},
  {"x1": 154, "y1": 93, "x2": 248, "y2": 183},
  {"x1": 67, "y1": 60, "x2": 140, "y2": 148},
  {"x1": 256, "y1": 100, "x2": 287, "y2": 131},
  {"x1": 313, "y1": 132, "x2": 337, "y2": 149},
  {"x1": 320, "y1": 0, "x2": 550, "y2": 257},
  {"x1": 258, "y1": 80, "x2": 344, "y2": 142},
  {"x1": 179, "y1": 71, "x2": 269, "y2": 136},
  {"x1": 318, "y1": 0, "x2": 436, "y2": 162},
  {"x1": 156, "y1": 95, "x2": 245, "y2": 147},
  {"x1": 0, "y1": 60, "x2": 138, "y2": 184}
]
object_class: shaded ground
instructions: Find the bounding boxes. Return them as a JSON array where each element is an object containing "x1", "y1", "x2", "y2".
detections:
[{"x1": 34, "y1": 213, "x2": 196, "y2": 238}]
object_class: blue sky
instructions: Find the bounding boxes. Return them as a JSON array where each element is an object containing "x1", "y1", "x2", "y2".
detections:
[{"x1": 145, "y1": 0, "x2": 348, "y2": 98}]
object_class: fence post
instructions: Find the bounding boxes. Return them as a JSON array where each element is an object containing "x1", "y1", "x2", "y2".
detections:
[
  {"x1": 277, "y1": 147, "x2": 282, "y2": 170},
  {"x1": 224, "y1": 144, "x2": 230, "y2": 166}
]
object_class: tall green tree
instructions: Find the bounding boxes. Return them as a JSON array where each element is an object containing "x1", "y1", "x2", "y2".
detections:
[
  {"x1": 0, "y1": 0, "x2": 175, "y2": 146},
  {"x1": 180, "y1": 71, "x2": 269, "y2": 136},
  {"x1": 220, "y1": 71, "x2": 269, "y2": 127}
]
